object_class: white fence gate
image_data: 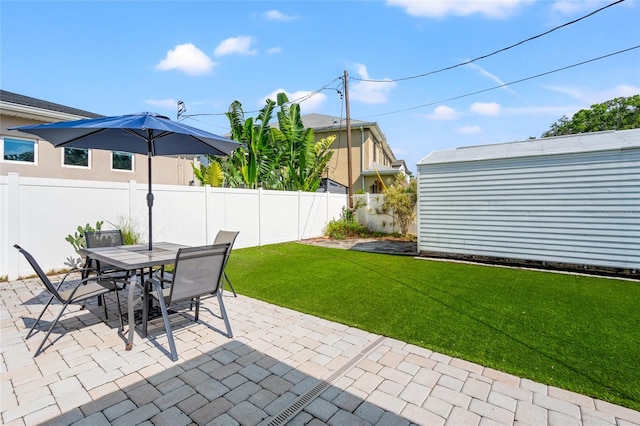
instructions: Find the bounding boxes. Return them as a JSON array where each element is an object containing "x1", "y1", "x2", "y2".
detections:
[{"x1": 1, "y1": 173, "x2": 347, "y2": 280}]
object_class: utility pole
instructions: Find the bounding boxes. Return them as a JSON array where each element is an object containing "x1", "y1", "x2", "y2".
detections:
[
  {"x1": 177, "y1": 100, "x2": 186, "y2": 121},
  {"x1": 344, "y1": 70, "x2": 353, "y2": 208}
]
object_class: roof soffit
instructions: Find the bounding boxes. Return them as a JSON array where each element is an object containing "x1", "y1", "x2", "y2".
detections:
[{"x1": 1, "y1": 102, "x2": 92, "y2": 122}]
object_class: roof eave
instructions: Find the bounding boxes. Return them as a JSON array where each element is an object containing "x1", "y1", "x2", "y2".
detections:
[{"x1": 1, "y1": 101, "x2": 93, "y2": 123}]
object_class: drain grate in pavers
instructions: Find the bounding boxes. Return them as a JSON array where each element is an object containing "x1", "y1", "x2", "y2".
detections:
[{"x1": 265, "y1": 335, "x2": 386, "y2": 426}]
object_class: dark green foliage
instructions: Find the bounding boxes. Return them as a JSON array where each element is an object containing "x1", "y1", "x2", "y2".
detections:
[
  {"x1": 195, "y1": 93, "x2": 334, "y2": 191},
  {"x1": 542, "y1": 95, "x2": 640, "y2": 137},
  {"x1": 323, "y1": 207, "x2": 371, "y2": 239}
]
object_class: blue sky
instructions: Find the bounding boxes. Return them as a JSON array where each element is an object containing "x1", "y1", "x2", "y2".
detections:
[{"x1": 2, "y1": 0, "x2": 639, "y2": 173}]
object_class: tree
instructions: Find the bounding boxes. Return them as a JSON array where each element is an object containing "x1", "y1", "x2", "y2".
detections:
[
  {"x1": 225, "y1": 99, "x2": 277, "y2": 188},
  {"x1": 542, "y1": 95, "x2": 640, "y2": 137},
  {"x1": 271, "y1": 93, "x2": 335, "y2": 191},
  {"x1": 380, "y1": 175, "x2": 417, "y2": 236},
  {"x1": 209, "y1": 93, "x2": 335, "y2": 192}
]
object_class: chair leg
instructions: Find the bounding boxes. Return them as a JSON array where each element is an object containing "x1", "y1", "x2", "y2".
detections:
[
  {"x1": 222, "y1": 272, "x2": 237, "y2": 297},
  {"x1": 113, "y1": 288, "x2": 124, "y2": 331},
  {"x1": 34, "y1": 303, "x2": 69, "y2": 357},
  {"x1": 27, "y1": 295, "x2": 55, "y2": 339},
  {"x1": 217, "y1": 289, "x2": 233, "y2": 338},
  {"x1": 126, "y1": 275, "x2": 141, "y2": 349},
  {"x1": 101, "y1": 294, "x2": 108, "y2": 319},
  {"x1": 194, "y1": 297, "x2": 200, "y2": 321},
  {"x1": 153, "y1": 281, "x2": 178, "y2": 362}
]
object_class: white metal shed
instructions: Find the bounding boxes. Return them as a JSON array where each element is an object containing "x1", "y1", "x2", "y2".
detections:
[{"x1": 416, "y1": 129, "x2": 640, "y2": 272}]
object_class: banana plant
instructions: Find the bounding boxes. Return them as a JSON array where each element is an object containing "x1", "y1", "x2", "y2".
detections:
[
  {"x1": 192, "y1": 158, "x2": 225, "y2": 187},
  {"x1": 226, "y1": 99, "x2": 277, "y2": 188},
  {"x1": 273, "y1": 93, "x2": 335, "y2": 191}
]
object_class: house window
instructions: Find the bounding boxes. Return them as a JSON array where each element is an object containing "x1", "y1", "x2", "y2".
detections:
[
  {"x1": 112, "y1": 151, "x2": 133, "y2": 171},
  {"x1": 3, "y1": 137, "x2": 36, "y2": 163},
  {"x1": 63, "y1": 147, "x2": 90, "y2": 167}
]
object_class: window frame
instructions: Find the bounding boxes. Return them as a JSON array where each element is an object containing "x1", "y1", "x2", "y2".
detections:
[
  {"x1": 61, "y1": 147, "x2": 91, "y2": 169},
  {"x1": 2, "y1": 137, "x2": 38, "y2": 165},
  {"x1": 111, "y1": 151, "x2": 134, "y2": 172}
]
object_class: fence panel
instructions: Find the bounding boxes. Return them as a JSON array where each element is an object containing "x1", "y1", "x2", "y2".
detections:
[
  {"x1": 260, "y1": 190, "x2": 300, "y2": 245},
  {"x1": 1, "y1": 174, "x2": 347, "y2": 279},
  {"x1": 300, "y1": 191, "x2": 331, "y2": 239}
]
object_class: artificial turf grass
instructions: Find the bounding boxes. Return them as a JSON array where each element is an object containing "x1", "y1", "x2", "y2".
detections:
[{"x1": 225, "y1": 242, "x2": 640, "y2": 411}]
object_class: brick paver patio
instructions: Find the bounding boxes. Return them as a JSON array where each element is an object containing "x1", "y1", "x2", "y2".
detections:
[{"x1": 1, "y1": 275, "x2": 639, "y2": 425}]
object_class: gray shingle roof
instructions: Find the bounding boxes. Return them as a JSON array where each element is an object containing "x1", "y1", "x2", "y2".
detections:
[
  {"x1": 300, "y1": 113, "x2": 373, "y2": 130},
  {"x1": 0, "y1": 90, "x2": 102, "y2": 118}
]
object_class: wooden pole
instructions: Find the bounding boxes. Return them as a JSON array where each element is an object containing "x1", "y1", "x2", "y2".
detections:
[{"x1": 344, "y1": 70, "x2": 353, "y2": 208}]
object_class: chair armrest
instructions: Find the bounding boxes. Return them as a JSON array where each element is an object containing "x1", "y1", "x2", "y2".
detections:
[
  {"x1": 56, "y1": 267, "x2": 100, "y2": 290},
  {"x1": 64, "y1": 273, "x2": 118, "y2": 301},
  {"x1": 152, "y1": 269, "x2": 173, "y2": 284}
]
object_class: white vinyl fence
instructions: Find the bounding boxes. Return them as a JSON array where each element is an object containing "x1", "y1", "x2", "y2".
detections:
[{"x1": 1, "y1": 173, "x2": 347, "y2": 280}]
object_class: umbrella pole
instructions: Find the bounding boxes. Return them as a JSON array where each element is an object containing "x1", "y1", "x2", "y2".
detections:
[{"x1": 147, "y1": 150, "x2": 153, "y2": 251}]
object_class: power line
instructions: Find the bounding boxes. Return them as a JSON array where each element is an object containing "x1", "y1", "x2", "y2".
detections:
[
  {"x1": 179, "y1": 76, "x2": 342, "y2": 124},
  {"x1": 352, "y1": 0, "x2": 626, "y2": 84},
  {"x1": 366, "y1": 45, "x2": 640, "y2": 118}
]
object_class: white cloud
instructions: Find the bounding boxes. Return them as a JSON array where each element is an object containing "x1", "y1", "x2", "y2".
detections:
[
  {"x1": 428, "y1": 105, "x2": 458, "y2": 120},
  {"x1": 471, "y1": 102, "x2": 501, "y2": 115},
  {"x1": 386, "y1": 0, "x2": 531, "y2": 18},
  {"x1": 262, "y1": 89, "x2": 328, "y2": 112},
  {"x1": 214, "y1": 36, "x2": 257, "y2": 56},
  {"x1": 350, "y1": 64, "x2": 397, "y2": 104},
  {"x1": 155, "y1": 43, "x2": 216, "y2": 76},
  {"x1": 267, "y1": 47, "x2": 283, "y2": 54},
  {"x1": 545, "y1": 84, "x2": 640, "y2": 105},
  {"x1": 457, "y1": 125, "x2": 483, "y2": 134},
  {"x1": 466, "y1": 63, "x2": 517, "y2": 95},
  {"x1": 551, "y1": 0, "x2": 610, "y2": 15},
  {"x1": 595, "y1": 85, "x2": 640, "y2": 101},
  {"x1": 145, "y1": 99, "x2": 178, "y2": 110},
  {"x1": 504, "y1": 105, "x2": 582, "y2": 116},
  {"x1": 264, "y1": 10, "x2": 298, "y2": 21}
]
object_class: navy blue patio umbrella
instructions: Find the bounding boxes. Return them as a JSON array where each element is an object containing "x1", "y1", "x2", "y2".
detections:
[{"x1": 11, "y1": 112, "x2": 242, "y2": 250}]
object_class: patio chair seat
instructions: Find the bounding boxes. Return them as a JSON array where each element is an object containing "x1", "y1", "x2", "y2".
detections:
[{"x1": 57, "y1": 280, "x2": 121, "y2": 300}]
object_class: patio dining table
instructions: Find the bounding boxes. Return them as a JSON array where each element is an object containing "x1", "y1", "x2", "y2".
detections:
[{"x1": 79, "y1": 242, "x2": 188, "y2": 350}]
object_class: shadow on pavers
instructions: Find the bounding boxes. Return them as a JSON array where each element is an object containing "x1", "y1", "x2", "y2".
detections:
[{"x1": 40, "y1": 339, "x2": 415, "y2": 426}]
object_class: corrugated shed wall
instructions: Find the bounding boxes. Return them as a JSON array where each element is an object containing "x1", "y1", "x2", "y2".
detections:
[{"x1": 417, "y1": 148, "x2": 640, "y2": 270}]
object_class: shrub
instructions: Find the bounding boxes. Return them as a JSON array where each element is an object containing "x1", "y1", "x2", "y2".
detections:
[
  {"x1": 108, "y1": 216, "x2": 142, "y2": 245},
  {"x1": 324, "y1": 207, "x2": 371, "y2": 239},
  {"x1": 380, "y1": 175, "x2": 417, "y2": 236}
]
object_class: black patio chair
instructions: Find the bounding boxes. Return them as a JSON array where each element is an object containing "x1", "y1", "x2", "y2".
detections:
[
  {"x1": 84, "y1": 230, "x2": 131, "y2": 287},
  {"x1": 148, "y1": 243, "x2": 232, "y2": 361},
  {"x1": 14, "y1": 244, "x2": 123, "y2": 357},
  {"x1": 213, "y1": 230, "x2": 239, "y2": 297}
]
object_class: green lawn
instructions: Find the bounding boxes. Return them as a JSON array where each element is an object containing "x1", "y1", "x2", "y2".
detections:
[{"x1": 225, "y1": 242, "x2": 640, "y2": 411}]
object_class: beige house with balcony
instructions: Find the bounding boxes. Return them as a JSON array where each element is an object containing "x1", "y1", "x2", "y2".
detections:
[
  {"x1": 1, "y1": 90, "x2": 195, "y2": 185},
  {"x1": 301, "y1": 114, "x2": 411, "y2": 194}
]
